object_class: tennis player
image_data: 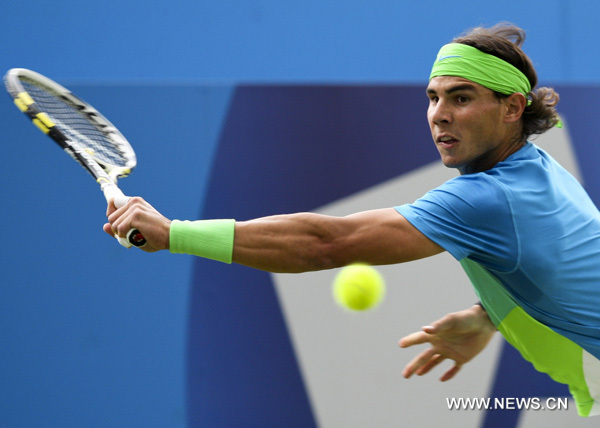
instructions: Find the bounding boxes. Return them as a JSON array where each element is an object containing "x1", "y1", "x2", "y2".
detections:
[{"x1": 105, "y1": 23, "x2": 600, "y2": 416}]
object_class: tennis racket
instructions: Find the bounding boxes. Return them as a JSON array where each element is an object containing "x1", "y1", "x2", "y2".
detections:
[{"x1": 4, "y1": 68, "x2": 146, "y2": 248}]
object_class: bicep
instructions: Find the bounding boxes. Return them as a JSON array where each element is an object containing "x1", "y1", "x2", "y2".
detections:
[
  {"x1": 332, "y1": 208, "x2": 445, "y2": 266},
  {"x1": 232, "y1": 208, "x2": 444, "y2": 273}
]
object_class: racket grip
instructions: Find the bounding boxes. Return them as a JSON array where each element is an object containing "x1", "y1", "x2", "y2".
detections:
[{"x1": 102, "y1": 183, "x2": 147, "y2": 248}]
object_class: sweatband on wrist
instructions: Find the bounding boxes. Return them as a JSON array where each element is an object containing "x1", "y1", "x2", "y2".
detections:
[
  {"x1": 430, "y1": 43, "x2": 532, "y2": 97},
  {"x1": 169, "y1": 219, "x2": 235, "y2": 264}
]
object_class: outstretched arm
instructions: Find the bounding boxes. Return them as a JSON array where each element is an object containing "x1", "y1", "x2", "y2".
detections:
[
  {"x1": 232, "y1": 208, "x2": 444, "y2": 272},
  {"x1": 399, "y1": 304, "x2": 496, "y2": 382},
  {"x1": 104, "y1": 197, "x2": 444, "y2": 273}
]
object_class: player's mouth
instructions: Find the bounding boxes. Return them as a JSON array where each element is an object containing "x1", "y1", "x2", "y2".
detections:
[{"x1": 437, "y1": 134, "x2": 459, "y2": 148}]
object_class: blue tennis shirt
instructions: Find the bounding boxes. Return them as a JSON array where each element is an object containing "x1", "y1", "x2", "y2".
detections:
[{"x1": 396, "y1": 142, "x2": 600, "y2": 359}]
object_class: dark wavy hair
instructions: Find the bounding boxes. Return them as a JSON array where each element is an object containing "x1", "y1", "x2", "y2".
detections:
[{"x1": 453, "y1": 23, "x2": 560, "y2": 141}]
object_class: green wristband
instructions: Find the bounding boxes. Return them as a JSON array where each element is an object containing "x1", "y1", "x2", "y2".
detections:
[{"x1": 169, "y1": 219, "x2": 235, "y2": 264}]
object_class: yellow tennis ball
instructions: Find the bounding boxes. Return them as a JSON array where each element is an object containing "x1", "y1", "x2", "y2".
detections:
[{"x1": 332, "y1": 264, "x2": 385, "y2": 311}]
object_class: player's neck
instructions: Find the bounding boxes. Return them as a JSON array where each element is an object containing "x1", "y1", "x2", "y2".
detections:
[{"x1": 459, "y1": 138, "x2": 526, "y2": 175}]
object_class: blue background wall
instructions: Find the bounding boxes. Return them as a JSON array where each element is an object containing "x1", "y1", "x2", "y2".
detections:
[{"x1": 2, "y1": 1, "x2": 600, "y2": 427}]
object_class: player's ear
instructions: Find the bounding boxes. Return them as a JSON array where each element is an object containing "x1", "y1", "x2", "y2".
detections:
[{"x1": 503, "y1": 92, "x2": 527, "y2": 124}]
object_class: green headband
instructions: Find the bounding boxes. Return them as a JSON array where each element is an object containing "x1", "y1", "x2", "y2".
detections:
[{"x1": 430, "y1": 43, "x2": 532, "y2": 97}]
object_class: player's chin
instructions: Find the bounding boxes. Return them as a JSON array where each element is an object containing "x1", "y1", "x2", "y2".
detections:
[
  {"x1": 440, "y1": 157, "x2": 463, "y2": 170},
  {"x1": 436, "y1": 149, "x2": 454, "y2": 165}
]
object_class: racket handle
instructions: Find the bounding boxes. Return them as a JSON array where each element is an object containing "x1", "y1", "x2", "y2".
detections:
[{"x1": 102, "y1": 183, "x2": 147, "y2": 248}]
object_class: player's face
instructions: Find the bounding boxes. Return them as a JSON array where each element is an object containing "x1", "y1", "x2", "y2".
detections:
[{"x1": 426, "y1": 76, "x2": 516, "y2": 175}]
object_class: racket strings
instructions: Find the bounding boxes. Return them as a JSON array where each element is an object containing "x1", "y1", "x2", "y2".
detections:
[{"x1": 21, "y1": 79, "x2": 130, "y2": 168}]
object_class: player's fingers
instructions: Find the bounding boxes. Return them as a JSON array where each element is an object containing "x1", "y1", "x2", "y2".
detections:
[
  {"x1": 426, "y1": 313, "x2": 459, "y2": 334},
  {"x1": 105, "y1": 198, "x2": 118, "y2": 217},
  {"x1": 103, "y1": 222, "x2": 115, "y2": 237},
  {"x1": 108, "y1": 200, "x2": 169, "y2": 252},
  {"x1": 107, "y1": 205, "x2": 135, "y2": 239},
  {"x1": 106, "y1": 195, "x2": 146, "y2": 218},
  {"x1": 398, "y1": 330, "x2": 432, "y2": 348},
  {"x1": 421, "y1": 325, "x2": 436, "y2": 333},
  {"x1": 107, "y1": 203, "x2": 127, "y2": 225},
  {"x1": 415, "y1": 353, "x2": 446, "y2": 376},
  {"x1": 112, "y1": 214, "x2": 135, "y2": 239},
  {"x1": 107, "y1": 196, "x2": 144, "y2": 226},
  {"x1": 440, "y1": 363, "x2": 462, "y2": 382},
  {"x1": 402, "y1": 348, "x2": 437, "y2": 378},
  {"x1": 125, "y1": 196, "x2": 154, "y2": 211}
]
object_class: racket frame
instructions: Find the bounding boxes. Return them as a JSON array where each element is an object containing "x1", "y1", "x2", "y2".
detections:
[{"x1": 4, "y1": 68, "x2": 145, "y2": 248}]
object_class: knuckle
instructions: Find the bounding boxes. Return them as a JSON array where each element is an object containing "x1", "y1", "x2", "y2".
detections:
[{"x1": 128, "y1": 196, "x2": 146, "y2": 206}]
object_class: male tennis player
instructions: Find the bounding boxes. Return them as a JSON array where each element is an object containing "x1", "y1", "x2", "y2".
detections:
[{"x1": 105, "y1": 23, "x2": 600, "y2": 416}]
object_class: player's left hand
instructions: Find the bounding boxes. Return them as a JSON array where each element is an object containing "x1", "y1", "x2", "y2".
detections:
[{"x1": 104, "y1": 196, "x2": 171, "y2": 252}]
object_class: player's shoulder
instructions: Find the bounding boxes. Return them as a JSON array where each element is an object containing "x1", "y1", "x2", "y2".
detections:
[
  {"x1": 436, "y1": 172, "x2": 506, "y2": 203},
  {"x1": 438, "y1": 143, "x2": 543, "y2": 201}
]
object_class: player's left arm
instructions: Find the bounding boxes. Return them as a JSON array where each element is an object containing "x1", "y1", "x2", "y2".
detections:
[
  {"x1": 106, "y1": 199, "x2": 443, "y2": 269},
  {"x1": 232, "y1": 207, "x2": 444, "y2": 273}
]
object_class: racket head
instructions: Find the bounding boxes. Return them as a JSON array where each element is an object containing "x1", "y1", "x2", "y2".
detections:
[{"x1": 4, "y1": 68, "x2": 137, "y2": 181}]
